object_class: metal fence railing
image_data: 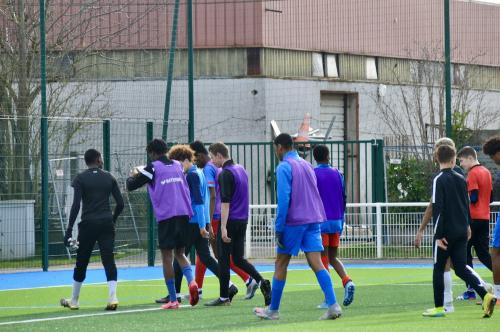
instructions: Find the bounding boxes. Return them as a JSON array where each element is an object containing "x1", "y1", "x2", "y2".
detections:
[
  {"x1": 0, "y1": 116, "x2": 382, "y2": 271},
  {"x1": 247, "y1": 202, "x2": 500, "y2": 260}
]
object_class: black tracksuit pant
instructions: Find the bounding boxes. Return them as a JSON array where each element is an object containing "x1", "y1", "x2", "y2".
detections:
[
  {"x1": 174, "y1": 223, "x2": 220, "y2": 293},
  {"x1": 433, "y1": 236, "x2": 487, "y2": 307},
  {"x1": 74, "y1": 220, "x2": 117, "y2": 282},
  {"x1": 218, "y1": 221, "x2": 262, "y2": 298},
  {"x1": 467, "y1": 220, "x2": 493, "y2": 271}
]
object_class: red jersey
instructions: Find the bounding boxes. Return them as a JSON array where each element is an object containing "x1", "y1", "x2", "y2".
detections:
[{"x1": 467, "y1": 164, "x2": 492, "y2": 220}]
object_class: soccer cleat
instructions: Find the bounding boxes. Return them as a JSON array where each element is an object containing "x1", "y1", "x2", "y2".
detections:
[
  {"x1": 183, "y1": 291, "x2": 202, "y2": 301},
  {"x1": 422, "y1": 307, "x2": 445, "y2": 317},
  {"x1": 444, "y1": 302, "x2": 454, "y2": 313},
  {"x1": 204, "y1": 298, "x2": 231, "y2": 306},
  {"x1": 254, "y1": 307, "x2": 280, "y2": 320},
  {"x1": 161, "y1": 301, "x2": 180, "y2": 310},
  {"x1": 188, "y1": 281, "x2": 199, "y2": 306},
  {"x1": 105, "y1": 301, "x2": 119, "y2": 311},
  {"x1": 317, "y1": 301, "x2": 329, "y2": 309},
  {"x1": 319, "y1": 303, "x2": 342, "y2": 320},
  {"x1": 228, "y1": 284, "x2": 239, "y2": 302},
  {"x1": 60, "y1": 298, "x2": 79, "y2": 310},
  {"x1": 156, "y1": 296, "x2": 182, "y2": 304},
  {"x1": 482, "y1": 293, "x2": 497, "y2": 318},
  {"x1": 244, "y1": 279, "x2": 259, "y2": 300},
  {"x1": 260, "y1": 279, "x2": 272, "y2": 306},
  {"x1": 343, "y1": 281, "x2": 355, "y2": 306},
  {"x1": 457, "y1": 290, "x2": 476, "y2": 301}
]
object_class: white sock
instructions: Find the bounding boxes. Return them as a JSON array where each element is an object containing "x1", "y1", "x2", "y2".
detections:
[
  {"x1": 108, "y1": 280, "x2": 117, "y2": 303},
  {"x1": 72, "y1": 281, "x2": 82, "y2": 304},
  {"x1": 495, "y1": 285, "x2": 500, "y2": 298},
  {"x1": 176, "y1": 293, "x2": 182, "y2": 298},
  {"x1": 443, "y1": 271, "x2": 453, "y2": 303},
  {"x1": 229, "y1": 281, "x2": 234, "y2": 287}
]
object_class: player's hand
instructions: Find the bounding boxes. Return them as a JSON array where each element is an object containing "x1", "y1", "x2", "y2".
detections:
[
  {"x1": 221, "y1": 228, "x2": 231, "y2": 243},
  {"x1": 208, "y1": 225, "x2": 215, "y2": 241},
  {"x1": 64, "y1": 228, "x2": 73, "y2": 247},
  {"x1": 200, "y1": 228, "x2": 210, "y2": 239},
  {"x1": 275, "y1": 232, "x2": 285, "y2": 249},
  {"x1": 436, "y1": 238, "x2": 448, "y2": 250},
  {"x1": 467, "y1": 226, "x2": 471, "y2": 240},
  {"x1": 414, "y1": 230, "x2": 423, "y2": 248}
]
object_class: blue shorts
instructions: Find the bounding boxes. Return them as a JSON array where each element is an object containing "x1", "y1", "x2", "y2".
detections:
[
  {"x1": 320, "y1": 219, "x2": 343, "y2": 234},
  {"x1": 277, "y1": 223, "x2": 324, "y2": 256},
  {"x1": 492, "y1": 214, "x2": 500, "y2": 248}
]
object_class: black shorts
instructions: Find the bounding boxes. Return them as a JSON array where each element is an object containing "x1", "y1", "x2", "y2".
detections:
[{"x1": 157, "y1": 215, "x2": 190, "y2": 250}]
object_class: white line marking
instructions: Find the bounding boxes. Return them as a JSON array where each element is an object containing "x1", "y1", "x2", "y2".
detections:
[
  {"x1": 0, "y1": 305, "x2": 191, "y2": 326},
  {"x1": 0, "y1": 270, "x2": 277, "y2": 292}
]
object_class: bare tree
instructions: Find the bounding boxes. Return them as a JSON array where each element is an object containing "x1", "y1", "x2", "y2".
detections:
[
  {"x1": 0, "y1": 0, "x2": 163, "y2": 199},
  {"x1": 373, "y1": 42, "x2": 498, "y2": 160}
]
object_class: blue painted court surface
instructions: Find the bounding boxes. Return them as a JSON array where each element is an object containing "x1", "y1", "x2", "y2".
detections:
[{"x1": 0, "y1": 263, "x2": 438, "y2": 291}]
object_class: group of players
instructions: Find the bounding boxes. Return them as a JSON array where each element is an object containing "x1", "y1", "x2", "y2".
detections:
[
  {"x1": 60, "y1": 133, "x2": 355, "y2": 320},
  {"x1": 416, "y1": 136, "x2": 500, "y2": 318},
  {"x1": 59, "y1": 131, "x2": 500, "y2": 321}
]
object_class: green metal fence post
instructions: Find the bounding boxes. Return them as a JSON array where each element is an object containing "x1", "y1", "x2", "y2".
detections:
[
  {"x1": 269, "y1": 142, "x2": 276, "y2": 204},
  {"x1": 103, "y1": 120, "x2": 111, "y2": 171},
  {"x1": 372, "y1": 139, "x2": 385, "y2": 203},
  {"x1": 187, "y1": 0, "x2": 195, "y2": 143},
  {"x1": 147, "y1": 122, "x2": 155, "y2": 266},
  {"x1": 444, "y1": 0, "x2": 452, "y2": 138},
  {"x1": 39, "y1": 0, "x2": 49, "y2": 272},
  {"x1": 162, "y1": 0, "x2": 181, "y2": 141}
]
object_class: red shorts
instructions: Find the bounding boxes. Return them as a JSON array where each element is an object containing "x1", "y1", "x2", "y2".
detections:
[
  {"x1": 322, "y1": 233, "x2": 340, "y2": 248},
  {"x1": 211, "y1": 219, "x2": 220, "y2": 236}
]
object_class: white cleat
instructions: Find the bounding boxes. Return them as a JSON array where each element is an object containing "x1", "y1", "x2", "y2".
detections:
[
  {"x1": 319, "y1": 303, "x2": 342, "y2": 320},
  {"x1": 254, "y1": 307, "x2": 280, "y2": 320}
]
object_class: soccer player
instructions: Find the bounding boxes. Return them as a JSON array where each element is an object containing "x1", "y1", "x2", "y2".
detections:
[
  {"x1": 126, "y1": 139, "x2": 198, "y2": 309},
  {"x1": 60, "y1": 149, "x2": 124, "y2": 311},
  {"x1": 313, "y1": 145, "x2": 355, "y2": 308},
  {"x1": 254, "y1": 134, "x2": 341, "y2": 320},
  {"x1": 415, "y1": 137, "x2": 461, "y2": 311},
  {"x1": 483, "y1": 136, "x2": 500, "y2": 305},
  {"x1": 423, "y1": 144, "x2": 496, "y2": 318},
  {"x1": 457, "y1": 146, "x2": 493, "y2": 298},
  {"x1": 190, "y1": 141, "x2": 258, "y2": 300},
  {"x1": 205, "y1": 142, "x2": 271, "y2": 306},
  {"x1": 168, "y1": 145, "x2": 238, "y2": 302}
]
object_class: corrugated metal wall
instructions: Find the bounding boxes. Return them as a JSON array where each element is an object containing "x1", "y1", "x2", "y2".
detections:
[
  {"x1": 261, "y1": 48, "x2": 312, "y2": 77},
  {"x1": 338, "y1": 55, "x2": 366, "y2": 82},
  {"x1": 23, "y1": 0, "x2": 499, "y2": 69},
  {"x1": 262, "y1": 0, "x2": 500, "y2": 68},
  {"x1": 74, "y1": 49, "x2": 247, "y2": 80}
]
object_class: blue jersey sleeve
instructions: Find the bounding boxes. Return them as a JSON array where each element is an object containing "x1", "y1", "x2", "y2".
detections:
[
  {"x1": 275, "y1": 162, "x2": 292, "y2": 233},
  {"x1": 187, "y1": 172, "x2": 206, "y2": 228},
  {"x1": 204, "y1": 164, "x2": 217, "y2": 188}
]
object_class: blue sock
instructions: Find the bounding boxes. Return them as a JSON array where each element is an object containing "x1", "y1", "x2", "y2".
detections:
[
  {"x1": 182, "y1": 265, "x2": 194, "y2": 284},
  {"x1": 270, "y1": 277, "x2": 286, "y2": 311},
  {"x1": 315, "y1": 269, "x2": 336, "y2": 306},
  {"x1": 166, "y1": 279, "x2": 177, "y2": 302}
]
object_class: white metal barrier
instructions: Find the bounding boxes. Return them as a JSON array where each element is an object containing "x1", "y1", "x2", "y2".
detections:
[{"x1": 248, "y1": 202, "x2": 500, "y2": 260}]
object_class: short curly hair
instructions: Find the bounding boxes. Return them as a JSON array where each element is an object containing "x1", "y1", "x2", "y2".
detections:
[
  {"x1": 168, "y1": 144, "x2": 194, "y2": 162},
  {"x1": 483, "y1": 136, "x2": 500, "y2": 156}
]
